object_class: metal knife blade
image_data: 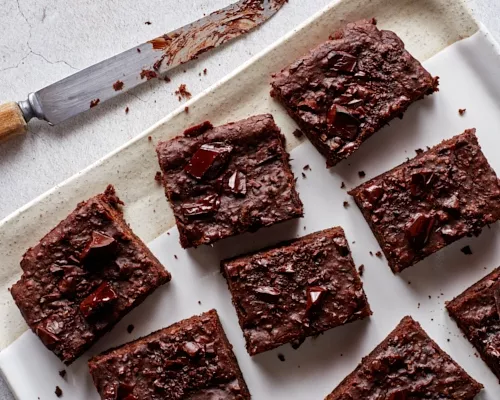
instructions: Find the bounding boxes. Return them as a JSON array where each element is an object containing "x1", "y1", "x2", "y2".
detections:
[{"x1": 18, "y1": 0, "x2": 286, "y2": 126}]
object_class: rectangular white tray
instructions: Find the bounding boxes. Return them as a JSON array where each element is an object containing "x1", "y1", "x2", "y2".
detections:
[{"x1": 3, "y1": 0, "x2": 500, "y2": 398}]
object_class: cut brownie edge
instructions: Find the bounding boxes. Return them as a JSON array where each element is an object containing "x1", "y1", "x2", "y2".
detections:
[
  {"x1": 446, "y1": 266, "x2": 500, "y2": 382},
  {"x1": 325, "y1": 316, "x2": 483, "y2": 399}
]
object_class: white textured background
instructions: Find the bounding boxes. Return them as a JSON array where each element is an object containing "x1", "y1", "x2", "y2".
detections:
[{"x1": 0, "y1": 0, "x2": 499, "y2": 398}]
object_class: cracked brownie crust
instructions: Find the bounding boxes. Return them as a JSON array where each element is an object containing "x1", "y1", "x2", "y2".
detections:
[{"x1": 271, "y1": 19, "x2": 438, "y2": 167}]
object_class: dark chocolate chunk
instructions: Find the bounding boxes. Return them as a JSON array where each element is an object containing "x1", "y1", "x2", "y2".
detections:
[
  {"x1": 306, "y1": 286, "x2": 327, "y2": 313},
  {"x1": 80, "y1": 231, "x2": 117, "y2": 262},
  {"x1": 79, "y1": 282, "x2": 118, "y2": 319},
  {"x1": 184, "y1": 143, "x2": 233, "y2": 180},
  {"x1": 405, "y1": 213, "x2": 435, "y2": 249},
  {"x1": 181, "y1": 194, "x2": 219, "y2": 218},
  {"x1": 460, "y1": 245, "x2": 473, "y2": 255},
  {"x1": 228, "y1": 170, "x2": 247, "y2": 196},
  {"x1": 327, "y1": 105, "x2": 360, "y2": 141},
  {"x1": 55, "y1": 386, "x2": 63, "y2": 397}
]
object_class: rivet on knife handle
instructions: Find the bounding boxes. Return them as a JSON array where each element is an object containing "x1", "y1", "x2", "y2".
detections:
[{"x1": 0, "y1": 102, "x2": 28, "y2": 141}]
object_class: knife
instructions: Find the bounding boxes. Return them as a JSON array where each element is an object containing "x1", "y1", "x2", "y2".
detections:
[{"x1": 0, "y1": 0, "x2": 286, "y2": 141}]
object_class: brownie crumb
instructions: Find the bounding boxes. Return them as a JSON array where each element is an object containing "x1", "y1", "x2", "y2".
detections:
[
  {"x1": 127, "y1": 324, "x2": 135, "y2": 334},
  {"x1": 125, "y1": 107, "x2": 129, "y2": 114},
  {"x1": 113, "y1": 80, "x2": 124, "y2": 91},
  {"x1": 148, "y1": 136, "x2": 152, "y2": 141},
  {"x1": 358, "y1": 264, "x2": 365, "y2": 276},
  {"x1": 375, "y1": 251, "x2": 382, "y2": 258},
  {"x1": 198, "y1": 300, "x2": 201, "y2": 305},
  {"x1": 291, "y1": 337, "x2": 305, "y2": 350},
  {"x1": 415, "y1": 148, "x2": 424, "y2": 155},
  {"x1": 343, "y1": 201, "x2": 349, "y2": 208},
  {"x1": 137, "y1": 48, "x2": 141, "y2": 53},
  {"x1": 58, "y1": 370, "x2": 66, "y2": 379},
  {"x1": 277, "y1": 353, "x2": 286, "y2": 362},
  {"x1": 203, "y1": 68, "x2": 207, "y2": 75},
  {"x1": 301, "y1": 172, "x2": 306, "y2": 179},
  {"x1": 428, "y1": 295, "x2": 432, "y2": 299},
  {"x1": 292, "y1": 129, "x2": 304, "y2": 138},
  {"x1": 155, "y1": 171, "x2": 162, "y2": 183},
  {"x1": 303, "y1": 165, "x2": 310, "y2": 171},
  {"x1": 55, "y1": 386, "x2": 63, "y2": 397},
  {"x1": 145, "y1": 21, "x2": 152, "y2": 25},
  {"x1": 89, "y1": 99, "x2": 100, "y2": 108},
  {"x1": 408, "y1": 281, "x2": 411, "y2": 285},
  {"x1": 340, "y1": 181, "x2": 346, "y2": 189},
  {"x1": 417, "y1": 302, "x2": 420, "y2": 308},
  {"x1": 460, "y1": 245, "x2": 473, "y2": 255},
  {"x1": 174, "y1": 255, "x2": 178, "y2": 259},
  {"x1": 184, "y1": 106, "x2": 189, "y2": 113},
  {"x1": 358, "y1": 171, "x2": 366, "y2": 178},
  {"x1": 140, "y1": 69, "x2": 157, "y2": 81},
  {"x1": 458, "y1": 108, "x2": 466, "y2": 116},
  {"x1": 164, "y1": 76, "x2": 171, "y2": 83},
  {"x1": 175, "y1": 84, "x2": 192, "y2": 99}
]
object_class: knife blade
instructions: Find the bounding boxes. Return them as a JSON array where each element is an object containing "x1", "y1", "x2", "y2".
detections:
[{"x1": 0, "y1": 0, "x2": 286, "y2": 141}]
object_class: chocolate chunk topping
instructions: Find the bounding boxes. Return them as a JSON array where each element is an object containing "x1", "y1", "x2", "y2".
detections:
[
  {"x1": 181, "y1": 194, "x2": 220, "y2": 218},
  {"x1": 256, "y1": 144, "x2": 280, "y2": 165},
  {"x1": 405, "y1": 213, "x2": 435, "y2": 249},
  {"x1": 255, "y1": 286, "x2": 281, "y2": 301},
  {"x1": 228, "y1": 170, "x2": 247, "y2": 196},
  {"x1": 327, "y1": 105, "x2": 360, "y2": 141},
  {"x1": 182, "y1": 341, "x2": 203, "y2": 358},
  {"x1": 80, "y1": 231, "x2": 117, "y2": 262},
  {"x1": 326, "y1": 50, "x2": 357, "y2": 72},
  {"x1": 117, "y1": 383, "x2": 135, "y2": 398},
  {"x1": 363, "y1": 185, "x2": 384, "y2": 206},
  {"x1": 306, "y1": 286, "x2": 327, "y2": 313},
  {"x1": 184, "y1": 142, "x2": 233, "y2": 180},
  {"x1": 36, "y1": 325, "x2": 60, "y2": 347},
  {"x1": 79, "y1": 282, "x2": 118, "y2": 319},
  {"x1": 442, "y1": 194, "x2": 460, "y2": 211}
]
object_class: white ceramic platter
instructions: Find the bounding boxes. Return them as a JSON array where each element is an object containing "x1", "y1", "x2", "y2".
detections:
[{"x1": 2, "y1": 0, "x2": 500, "y2": 398}]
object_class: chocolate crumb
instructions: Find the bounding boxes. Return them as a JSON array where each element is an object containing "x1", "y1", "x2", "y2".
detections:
[
  {"x1": 184, "y1": 106, "x2": 189, "y2": 113},
  {"x1": 203, "y1": 68, "x2": 207, "y2": 75},
  {"x1": 408, "y1": 281, "x2": 411, "y2": 285},
  {"x1": 460, "y1": 245, "x2": 473, "y2": 255},
  {"x1": 303, "y1": 165, "x2": 310, "y2": 171},
  {"x1": 458, "y1": 108, "x2": 466, "y2": 116},
  {"x1": 277, "y1": 353, "x2": 285, "y2": 362},
  {"x1": 375, "y1": 251, "x2": 382, "y2": 258},
  {"x1": 113, "y1": 80, "x2": 124, "y2": 91},
  {"x1": 164, "y1": 76, "x2": 171, "y2": 83},
  {"x1": 301, "y1": 172, "x2": 306, "y2": 179},
  {"x1": 148, "y1": 136, "x2": 152, "y2": 141},
  {"x1": 90, "y1": 99, "x2": 100, "y2": 108},
  {"x1": 418, "y1": 302, "x2": 420, "y2": 308},
  {"x1": 137, "y1": 48, "x2": 141, "y2": 53},
  {"x1": 154, "y1": 171, "x2": 162, "y2": 183},
  {"x1": 58, "y1": 370, "x2": 66, "y2": 379},
  {"x1": 358, "y1": 264, "x2": 364, "y2": 276},
  {"x1": 175, "y1": 84, "x2": 192, "y2": 99},
  {"x1": 292, "y1": 129, "x2": 304, "y2": 138},
  {"x1": 428, "y1": 295, "x2": 432, "y2": 299},
  {"x1": 125, "y1": 107, "x2": 129, "y2": 114},
  {"x1": 140, "y1": 69, "x2": 157, "y2": 81},
  {"x1": 198, "y1": 300, "x2": 201, "y2": 305},
  {"x1": 127, "y1": 324, "x2": 135, "y2": 334},
  {"x1": 55, "y1": 386, "x2": 63, "y2": 397},
  {"x1": 343, "y1": 201, "x2": 349, "y2": 208},
  {"x1": 340, "y1": 182, "x2": 346, "y2": 189},
  {"x1": 369, "y1": 251, "x2": 373, "y2": 256},
  {"x1": 358, "y1": 171, "x2": 366, "y2": 178},
  {"x1": 145, "y1": 21, "x2": 152, "y2": 25},
  {"x1": 174, "y1": 255, "x2": 178, "y2": 259}
]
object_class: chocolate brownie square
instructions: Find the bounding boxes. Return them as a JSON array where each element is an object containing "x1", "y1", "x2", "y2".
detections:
[
  {"x1": 10, "y1": 185, "x2": 171, "y2": 364},
  {"x1": 326, "y1": 316, "x2": 483, "y2": 399},
  {"x1": 349, "y1": 129, "x2": 500, "y2": 273},
  {"x1": 156, "y1": 114, "x2": 303, "y2": 248},
  {"x1": 271, "y1": 19, "x2": 438, "y2": 167},
  {"x1": 221, "y1": 227, "x2": 371, "y2": 355},
  {"x1": 88, "y1": 309, "x2": 251, "y2": 400},
  {"x1": 447, "y1": 267, "x2": 500, "y2": 382}
]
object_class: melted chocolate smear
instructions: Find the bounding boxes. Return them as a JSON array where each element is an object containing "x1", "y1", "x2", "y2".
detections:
[
  {"x1": 184, "y1": 143, "x2": 233, "y2": 180},
  {"x1": 326, "y1": 105, "x2": 360, "y2": 141},
  {"x1": 79, "y1": 282, "x2": 118, "y2": 319},
  {"x1": 406, "y1": 213, "x2": 435, "y2": 249},
  {"x1": 228, "y1": 170, "x2": 247, "y2": 196},
  {"x1": 181, "y1": 194, "x2": 220, "y2": 218}
]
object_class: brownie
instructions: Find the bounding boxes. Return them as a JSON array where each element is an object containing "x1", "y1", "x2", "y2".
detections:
[
  {"x1": 349, "y1": 129, "x2": 500, "y2": 273},
  {"x1": 446, "y1": 267, "x2": 500, "y2": 382},
  {"x1": 10, "y1": 185, "x2": 171, "y2": 364},
  {"x1": 326, "y1": 316, "x2": 483, "y2": 399},
  {"x1": 156, "y1": 114, "x2": 303, "y2": 248},
  {"x1": 221, "y1": 227, "x2": 371, "y2": 355},
  {"x1": 88, "y1": 309, "x2": 251, "y2": 400},
  {"x1": 271, "y1": 19, "x2": 438, "y2": 167}
]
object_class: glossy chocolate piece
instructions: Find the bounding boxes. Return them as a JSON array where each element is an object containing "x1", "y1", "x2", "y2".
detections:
[
  {"x1": 271, "y1": 19, "x2": 438, "y2": 167},
  {"x1": 222, "y1": 227, "x2": 371, "y2": 355},
  {"x1": 447, "y1": 267, "x2": 500, "y2": 382},
  {"x1": 156, "y1": 114, "x2": 303, "y2": 248},
  {"x1": 88, "y1": 310, "x2": 251, "y2": 400},
  {"x1": 349, "y1": 130, "x2": 500, "y2": 273},
  {"x1": 10, "y1": 185, "x2": 171, "y2": 364},
  {"x1": 326, "y1": 316, "x2": 483, "y2": 399}
]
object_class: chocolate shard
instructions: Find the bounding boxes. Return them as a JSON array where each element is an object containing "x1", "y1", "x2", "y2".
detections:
[
  {"x1": 326, "y1": 50, "x2": 357, "y2": 72},
  {"x1": 79, "y1": 282, "x2": 118, "y2": 319},
  {"x1": 181, "y1": 194, "x2": 219, "y2": 218},
  {"x1": 405, "y1": 213, "x2": 435, "y2": 249},
  {"x1": 306, "y1": 286, "x2": 328, "y2": 313},
  {"x1": 255, "y1": 286, "x2": 281, "y2": 301},
  {"x1": 80, "y1": 231, "x2": 117, "y2": 262},
  {"x1": 326, "y1": 105, "x2": 360, "y2": 141},
  {"x1": 228, "y1": 170, "x2": 247, "y2": 196},
  {"x1": 35, "y1": 325, "x2": 60, "y2": 347},
  {"x1": 184, "y1": 142, "x2": 233, "y2": 180}
]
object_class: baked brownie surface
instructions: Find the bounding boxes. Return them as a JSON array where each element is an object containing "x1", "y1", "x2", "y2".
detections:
[
  {"x1": 156, "y1": 114, "x2": 303, "y2": 248},
  {"x1": 446, "y1": 267, "x2": 500, "y2": 382},
  {"x1": 349, "y1": 129, "x2": 500, "y2": 273},
  {"x1": 222, "y1": 227, "x2": 371, "y2": 355},
  {"x1": 10, "y1": 185, "x2": 171, "y2": 364},
  {"x1": 271, "y1": 19, "x2": 438, "y2": 167},
  {"x1": 326, "y1": 316, "x2": 483, "y2": 399},
  {"x1": 88, "y1": 309, "x2": 251, "y2": 400}
]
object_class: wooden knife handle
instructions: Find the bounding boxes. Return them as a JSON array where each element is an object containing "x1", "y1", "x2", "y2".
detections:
[{"x1": 0, "y1": 102, "x2": 27, "y2": 141}]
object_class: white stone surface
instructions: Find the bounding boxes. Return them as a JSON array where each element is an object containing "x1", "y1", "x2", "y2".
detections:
[{"x1": 0, "y1": 0, "x2": 498, "y2": 398}]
